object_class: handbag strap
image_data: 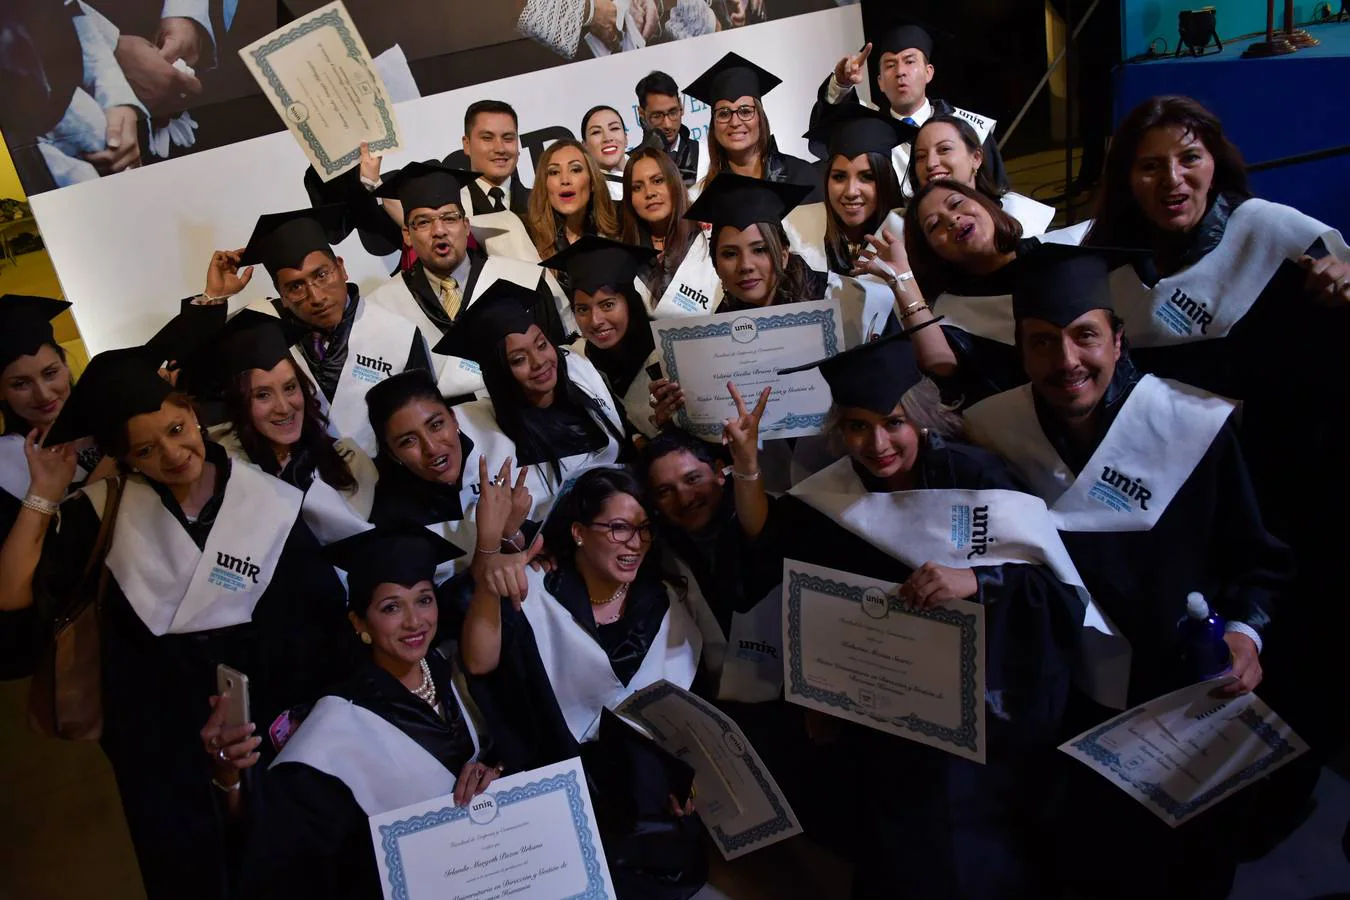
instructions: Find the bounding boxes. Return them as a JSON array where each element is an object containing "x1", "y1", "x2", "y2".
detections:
[{"x1": 77, "y1": 475, "x2": 125, "y2": 595}]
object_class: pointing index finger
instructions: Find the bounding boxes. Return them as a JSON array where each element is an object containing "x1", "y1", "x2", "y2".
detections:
[{"x1": 856, "y1": 42, "x2": 873, "y2": 66}]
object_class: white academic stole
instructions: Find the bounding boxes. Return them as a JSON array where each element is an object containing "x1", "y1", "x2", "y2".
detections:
[
  {"x1": 964, "y1": 375, "x2": 1235, "y2": 533},
  {"x1": 366, "y1": 274, "x2": 483, "y2": 400},
  {"x1": 932, "y1": 290, "x2": 1015, "y2": 345},
  {"x1": 789, "y1": 456, "x2": 1131, "y2": 708},
  {"x1": 783, "y1": 201, "x2": 829, "y2": 274},
  {"x1": 651, "y1": 230, "x2": 723, "y2": 318},
  {"x1": 468, "y1": 210, "x2": 540, "y2": 262},
  {"x1": 1039, "y1": 220, "x2": 1092, "y2": 246},
  {"x1": 271, "y1": 682, "x2": 482, "y2": 816},
  {"x1": 671, "y1": 553, "x2": 783, "y2": 705},
  {"x1": 82, "y1": 459, "x2": 303, "y2": 635},
  {"x1": 520, "y1": 566, "x2": 702, "y2": 743},
  {"x1": 1110, "y1": 199, "x2": 1348, "y2": 348},
  {"x1": 999, "y1": 192, "x2": 1055, "y2": 238},
  {"x1": 570, "y1": 340, "x2": 660, "y2": 440},
  {"x1": 301, "y1": 438, "x2": 378, "y2": 546},
  {"x1": 291, "y1": 299, "x2": 418, "y2": 457},
  {"x1": 827, "y1": 272, "x2": 899, "y2": 347},
  {"x1": 0, "y1": 433, "x2": 30, "y2": 501}
]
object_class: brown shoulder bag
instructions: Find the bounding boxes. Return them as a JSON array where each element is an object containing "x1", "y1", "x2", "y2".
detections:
[{"x1": 27, "y1": 475, "x2": 126, "y2": 741}]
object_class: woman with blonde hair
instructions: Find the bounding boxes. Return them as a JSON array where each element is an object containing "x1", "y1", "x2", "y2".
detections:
[
  {"x1": 684, "y1": 52, "x2": 819, "y2": 201},
  {"x1": 524, "y1": 138, "x2": 620, "y2": 281}
]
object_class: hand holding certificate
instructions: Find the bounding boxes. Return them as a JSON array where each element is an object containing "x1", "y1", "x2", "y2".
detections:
[
  {"x1": 240, "y1": 1, "x2": 401, "y2": 181},
  {"x1": 1060, "y1": 679, "x2": 1308, "y2": 827},
  {"x1": 616, "y1": 681, "x2": 802, "y2": 860},
  {"x1": 369, "y1": 758, "x2": 617, "y2": 899},
  {"x1": 650, "y1": 300, "x2": 844, "y2": 441},
  {"x1": 782, "y1": 560, "x2": 987, "y2": 763}
]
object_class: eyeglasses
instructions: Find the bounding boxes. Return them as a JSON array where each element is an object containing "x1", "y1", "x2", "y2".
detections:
[
  {"x1": 712, "y1": 105, "x2": 757, "y2": 125},
  {"x1": 588, "y1": 520, "x2": 655, "y2": 545},
  {"x1": 645, "y1": 108, "x2": 682, "y2": 125},
  {"x1": 281, "y1": 265, "x2": 340, "y2": 302},
  {"x1": 408, "y1": 211, "x2": 466, "y2": 232}
]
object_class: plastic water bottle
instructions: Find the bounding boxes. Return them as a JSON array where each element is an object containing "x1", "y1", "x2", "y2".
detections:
[{"x1": 1177, "y1": 592, "x2": 1232, "y2": 681}]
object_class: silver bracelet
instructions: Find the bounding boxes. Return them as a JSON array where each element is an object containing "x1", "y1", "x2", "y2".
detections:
[
  {"x1": 731, "y1": 469, "x2": 761, "y2": 482},
  {"x1": 475, "y1": 546, "x2": 501, "y2": 556},
  {"x1": 211, "y1": 776, "x2": 241, "y2": 794},
  {"x1": 21, "y1": 493, "x2": 59, "y2": 516}
]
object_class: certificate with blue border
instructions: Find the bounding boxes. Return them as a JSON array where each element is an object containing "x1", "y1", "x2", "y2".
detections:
[
  {"x1": 651, "y1": 300, "x2": 843, "y2": 440},
  {"x1": 240, "y1": 1, "x2": 401, "y2": 181},
  {"x1": 1059, "y1": 678, "x2": 1308, "y2": 827},
  {"x1": 782, "y1": 560, "x2": 987, "y2": 763},
  {"x1": 369, "y1": 758, "x2": 617, "y2": 900},
  {"x1": 616, "y1": 681, "x2": 802, "y2": 860}
]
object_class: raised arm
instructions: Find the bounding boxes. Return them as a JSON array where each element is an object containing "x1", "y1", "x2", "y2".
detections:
[
  {"x1": 723, "y1": 382, "x2": 769, "y2": 540},
  {"x1": 855, "y1": 230, "x2": 957, "y2": 376}
]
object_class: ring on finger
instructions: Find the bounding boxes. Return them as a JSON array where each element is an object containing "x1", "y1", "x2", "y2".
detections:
[{"x1": 217, "y1": 747, "x2": 228, "y2": 762}]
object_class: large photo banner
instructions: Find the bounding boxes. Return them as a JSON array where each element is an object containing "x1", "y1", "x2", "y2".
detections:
[{"x1": 10, "y1": 1, "x2": 862, "y2": 352}]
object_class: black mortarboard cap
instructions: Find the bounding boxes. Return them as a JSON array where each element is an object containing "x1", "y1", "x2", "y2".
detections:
[
  {"x1": 325, "y1": 522, "x2": 464, "y2": 613},
  {"x1": 0, "y1": 295, "x2": 71, "y2": 372},
  {"x1": 802, "y1": 104, "x2": 918, "y2": 161},
  {"x1": 373, "y1": 161, "x2": 478, "y2": 215},
  {"x1": 874, "y1": 17, "x2": 935, "y2": 60},
  {"x1": 432, "y1": 280, "x2": 539, "y2": 364},
  {"x1": 217, "y1": 308, "x2": 293, "y2": 377},
  {"x1": 539, "y1": 236, "x2": 659, "y2": 297},
  {"x1": 44, "y1": 347, "x2": 173, "y2": 447},
  {"x1": 778, "y1": 320, "x2": 940, "y2": 416},
  {"x1": 240, "y1": 205, "x2": 349, "y2": 278},
  {"x1": 683, "y1": 52, "x2": 782, "y2": 106},
  {"x1": 1009, "y1": 244, "x2": 1149, "y2": 328},
  {"x1": 683, "y1": 173, "x2": 811, "y2": 232}
]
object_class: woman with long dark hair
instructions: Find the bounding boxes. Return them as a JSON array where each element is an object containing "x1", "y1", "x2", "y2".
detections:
[
  {"x1": 203, "y1": 309, "x2": 374, "y2": 545},
  {"x1": 524, "y1": 138, "x2": 621, "y2": 269},
  {"x1": 1086, "y1": 94, "x2": 1350, "y2": 796},
  {"x1": 461, "y1": 464, "x2": 705, "y2": 899},
  {"x1": 620, "y1": 147, "x2": 699, "y2": 303},
  {"x1": 907, "y1": 115, "x2": 1063, "y2": 239},
  {"x1": 803, "y1": 105, "x2": 909, "y2": 275},
  {"x1": 543, "y1": 236, "x2": 665, "y2": 437},
  {"x1": 684, "y1": 52, "x2": 820, "y2": 202},
  {"x1": 0, "y1": 347, "x2": 352, "y2": 900},
  {"x1": 435, "y1": 281, "x2": 630, "y2": 513}
]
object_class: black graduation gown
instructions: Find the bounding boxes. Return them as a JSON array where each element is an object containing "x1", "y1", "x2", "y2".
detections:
[
  {"x1": 1119, "y1": 196, "x2": 1349, "y2": 752},
  {"x1": 33, "y1": 445, "x2": 355, "y2": 900},
  {"x1": 807, "y1": 77, "x2": 1010, "y2": 192},
  {"x1": 464, "y1": 568, "x2": 705, "y2": 900},
  {"x1": 273, "y1": 287, "x2": 432, "y2": 403},
  {"x1": 763, "y1": 137, "x2": 823, "y2": 204},
  {"x1": 0, "y1": 488, "x2": 38, "y2": 679},
  {"x1": 762, "y1": 438, "x2": 1081, "y2": 900},
  {"x1": 234, "y1": 654, "x2": 479, "y2": 900}
]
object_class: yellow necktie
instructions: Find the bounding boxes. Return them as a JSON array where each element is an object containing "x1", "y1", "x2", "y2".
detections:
[{"x1": 439, "y1": 276, "x2": 462, "y2": 320}]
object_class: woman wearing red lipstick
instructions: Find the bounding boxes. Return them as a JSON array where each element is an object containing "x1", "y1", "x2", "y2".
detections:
[
  {"x1": 230, "y1": 525, "x2": 507, "y2": 900},
  {"x1": 524, "y1": 139, "x2": 620, "y2": 273},
  {"x1": 1087, "y1": 95, "x2": 1350, "y2": 806}
]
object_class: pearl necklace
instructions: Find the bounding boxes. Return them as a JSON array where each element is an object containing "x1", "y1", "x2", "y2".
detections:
[
  {"x1": 592, "y1": 582, "x2": 629, "y2": 625},
  {"x1": 410, "y1": 658, "x2": 437, "y2": 707}
]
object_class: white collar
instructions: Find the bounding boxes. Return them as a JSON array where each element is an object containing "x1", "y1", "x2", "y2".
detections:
[
  {"x1": 476, "y1": 175, "x2": 513, "y2": 199},
  {"x1": 890, "y1": 97, "x2": 933, "y2": 125}
]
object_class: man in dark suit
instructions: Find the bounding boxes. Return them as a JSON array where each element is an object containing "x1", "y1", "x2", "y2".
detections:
[
  {"x1": 363, "y1": 162, "x2": 563, "y2": 397},
  {"x1": 807, "y1": 19, "x2": 1007, "y2": 197},
  {"x1": 634, "y1": 70, "x2": 698, "y2": 186}
]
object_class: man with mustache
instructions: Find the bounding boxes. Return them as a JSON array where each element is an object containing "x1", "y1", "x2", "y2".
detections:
[
  {"x1": 808, "y1": 17, "x2": 1007, "y2": 198},
  {"x1": 202, "y1": 206, "x2": 430, "y2": 456},
  {"x1": 363, "y1": 161, "x2": 565, "y2": 400},
  {"x1": 961, "y1": 242, "x2": 1292, "y2": 899}
]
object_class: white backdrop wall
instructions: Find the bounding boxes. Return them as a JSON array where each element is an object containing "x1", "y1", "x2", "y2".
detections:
[{"x1": 32, "y1": 6, "x2": 865, "y2": 354}]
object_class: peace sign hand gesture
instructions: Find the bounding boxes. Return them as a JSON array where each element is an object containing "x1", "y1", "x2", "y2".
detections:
[
  {"x1": 834, "y1": 43, "x2": 873, "y2": 90},
  {"x1": 722, "y1": 382, "x2": 770, "y2": 475}
]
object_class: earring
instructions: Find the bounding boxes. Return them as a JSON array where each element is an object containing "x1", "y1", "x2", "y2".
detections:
[
  {"x1": 360, "y1": 632, "x2": 372, "y2": 645},
  {"x1": 576, "y1": 539, "x2": 583, "y2": 547}
]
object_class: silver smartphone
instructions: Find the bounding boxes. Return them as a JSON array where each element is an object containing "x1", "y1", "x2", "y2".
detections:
[{"x1": 215, "y1": 664, "x2": 251, "y2": 728}]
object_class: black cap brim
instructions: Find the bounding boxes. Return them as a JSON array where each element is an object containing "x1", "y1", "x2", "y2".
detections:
[
  {"x1": 44, "y1": 347, "x2": 174, "y2": 447},
  {"x1": 683, "y1": 52, "x2": 782, "y2": 106},
  {"x1": 432, "y1": 279, "x2": 540, "y2": 364},
  {"x1": 239, "y1": 205, "x2": 350, "y2": 276},
  {"x1": 324, "y1": 522, "x2": 464, "y2": 611},
  {"x1": 683, "y1": 173, "x2": 812, "y2": 232},
  {"x1": 802, "y1": 104, "x2": 918, "y2": 161},
  {"x1": 540, "y1": 235, "x2": 659, "y2": 297},
  {"x1": 0, "y1": 295, "x2": 72, "y2": 371},
  {"x1": 1009, "y1": 243, "x2": 1150, "y2": 328},
  {"x1": 373, "y1": 161, "x2": 479, "y2": 215},
  {"x1": 777, "y1": 317, "x2": 943, "y2": 415}
]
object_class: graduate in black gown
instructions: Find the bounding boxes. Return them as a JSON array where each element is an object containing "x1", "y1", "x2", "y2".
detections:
[
  {"x1": 435, "y1": 281, "x2": 631, "y2": 508},
  {"x1": 232, "y1": 525, "x2": 504, "y2": 900},
  {"x1": 0, "y1": 296, "x2": 101, "y2": 678},
  {"x1": 960, "y1": 245, "x2": 1296, "y2": 900},
  {"x1": 189, "y1": 308, "x2": 376, "y2": 546},
  {"x1": 460, "y1": 466, "x2": 705, "y2": 899},
  {"x1": 761, "y1": 332, "x2": 1086, "y2": 900},
  {"x1": 0, "y1": 348, "x2": 353, "y2": 900},
  {"x1": 1087, "y1": 96, "x2": 1350, "y2": 785},
  {"x1": 685, "y1": 52, "x2": 822, "y2": 202}
]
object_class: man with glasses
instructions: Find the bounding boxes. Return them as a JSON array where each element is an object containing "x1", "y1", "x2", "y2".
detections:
[
  {"x1": 200, "y1": 206, "x2": 430, "y2": 455},
  {"x1": 365, "y1": 162, "x2": 565, "y2": 399},
  {"x1": 635, "y1": 70, "x2": 699, "y2": 186}
]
